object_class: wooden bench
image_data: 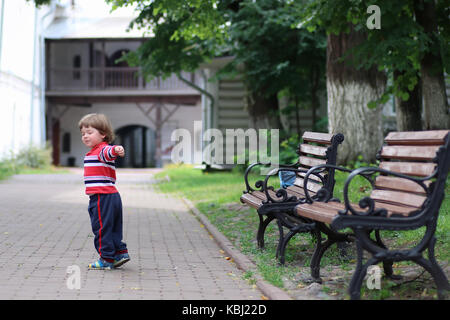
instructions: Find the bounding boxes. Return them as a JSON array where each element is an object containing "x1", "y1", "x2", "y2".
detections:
[
  {"x1": 240, "y1": 131, "x2": 345, "y2": 264},
  {"x1": 294, "y1": 130, "x2": 450, "y2": 299}
]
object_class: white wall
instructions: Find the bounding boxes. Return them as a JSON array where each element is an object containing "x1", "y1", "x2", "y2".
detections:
[{"x1": 0, "y1": 0, "x2": 49, "y2": 159}]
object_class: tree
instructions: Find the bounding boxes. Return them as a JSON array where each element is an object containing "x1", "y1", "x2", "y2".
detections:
[
  {"x1": 107, "y1": 0, "x2": 327, "y2": 132},
  {"x1": 296, "y1": 1, "x2": 387, "y2": 163},
  {"x1": 414, "y1": 0, "x2": 449, "y2": 129},
  {"x1": 219, "y1": 0, "x2": 326, "y2": 130},
  {"x1": 298, "y1": 0, "x2": 449, "y2": 162},
  {"x1": 326, "y1": 26, "x2": 386, "y2": 164}
]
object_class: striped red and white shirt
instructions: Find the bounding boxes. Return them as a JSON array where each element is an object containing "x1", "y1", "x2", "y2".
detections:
[{"x1": 83, "y1": 142, "x2": 119, "y2": 195}]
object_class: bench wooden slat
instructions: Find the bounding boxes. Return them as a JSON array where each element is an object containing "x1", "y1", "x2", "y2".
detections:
[
  {"x1": 299, "y1": 144, "x2": 328, "y2": 157},
  {"x1": 250, "y1": 190, "x2": 277, "y2": 201},
  {"x1": 302, "y1": 132, "x2": 333, "y2": 145},
  {"x1": 295, "y1": 198, "x2": 419, "y2": 224},
  {"x1": 295, "y1": 202, "x2": 338, "y2": 224},
  {"x1": 385, "y1": 130, "x2": 449, "y2": 146},
  {"x1": 286, "y1": 185, "x2": 308, "y2": 197},
  {"x1": 293, "y1": 177, "x2": 322, "y2": 193},
  {"x1": 241, "y1": 186, "x2": 312, "y2": 208},
  {"x1": 251, "y1": 190, "x2": 267, "y2": 200},
  {"x1": 373, "y1": 201, "x2": 417, "y2": 216},
  {"x1": 240, "y1": 193, "x2": 262, "y2": 209},
  {"x1": 374, "y1": 176, "x2": 429, "y2": 195},
  {"x1": 370, "y1": 189, "x2": 426, "y2": 208},
  {"x1": 297, "y1": 170, "x2": 324, "y2": 183},
  {"x1": 299, "y1": 156, "x2": 327, "y2": 168},
  {"x1": 379, "y1": 161, "x2": 436, "y2": 177},
  {"x1": 380, "y1": 145, "x2": 440, "y2": 161}
]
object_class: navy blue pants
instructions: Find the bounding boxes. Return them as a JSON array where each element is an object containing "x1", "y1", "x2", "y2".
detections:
[{"x1": 88, "y1": 193, "x2": 128, "y2": 262}]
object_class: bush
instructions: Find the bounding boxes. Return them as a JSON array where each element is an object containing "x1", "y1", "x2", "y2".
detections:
[
  {"x1": 279, "y1": 133, "x2": 300, "y2": 164},
  {"x1": 0, "y1": 157, "x2": 18, "y2": 180},
  {"x1": 0, "y1": 144, "x2": 52, "y2": 180},
  {"x1": 14, "y1": 143, "x2": 52, "y2": 169}
]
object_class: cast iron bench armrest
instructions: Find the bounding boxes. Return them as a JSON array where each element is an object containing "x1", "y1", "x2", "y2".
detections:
[
  {"x1": 337, "y1": 166, "x2": 434, "y2": 218},
  {"x1": 262, "y1": 167, "x2": 324, "y2": 204},
  {"x1": 243, "y1": 161, "x2": 299, "y2": 194},
  {"x1": 303, "y1": 164, "x2": 354, "y2": 204}
]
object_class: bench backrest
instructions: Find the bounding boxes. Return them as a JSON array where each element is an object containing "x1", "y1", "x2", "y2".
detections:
[
  {"x1": 293, "y1": 131, "x2": 344, "y2": 195},
  {"x1": 373, "y1": 130, "x2": 450, "y2": 217}
]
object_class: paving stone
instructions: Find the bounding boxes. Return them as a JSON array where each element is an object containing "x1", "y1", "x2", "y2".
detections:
[{"x1": 0, "y1": 169, "x2": 261, "y2": 300}]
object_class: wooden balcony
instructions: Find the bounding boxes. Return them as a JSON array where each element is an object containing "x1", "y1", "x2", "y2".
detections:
[{"x1": 46, "y1": 67, "x2": 201, "y2": 105}]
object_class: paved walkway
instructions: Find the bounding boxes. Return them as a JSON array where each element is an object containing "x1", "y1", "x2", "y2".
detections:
[{"x1": 0, "y1": 169, "x2": 262, "y2": 300}]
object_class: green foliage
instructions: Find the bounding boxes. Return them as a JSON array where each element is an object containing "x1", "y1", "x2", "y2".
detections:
[
  {"x1": 0, "y1": 157, "x2": 19, "y2": 180},
  {"x1": 219, "y1": 0, "x2": 326, "y2": 103},
  {"x1": 279, "y1": 133, "x2": 301, "y2": 165},
  {"x1": 0, "y1": 144, "x2": 52, "y2": 180},
  {"x1": 314, "y1": 116, "x2": 328, "y2": 133},
  {"x1": 348, "y1": 154, "x2": 379, "y2": 169},
  {"x1": 110, "y1": 1, "x2": 219, "y2": 80},
  {"x1": 14, "y1": 144, "x2": 52, "y2": 169},
  {"x1": 295, "y1": 0, "x2": 449, "y2": 107},
  {"x1": 27, "y1": 0, "x2": 51, "y2": 7},
  {"x1": 107, "y1": 0, "x2": 226, "y2": 42},
  {"x1": 108, "y1": 0, "x2": 327, "y2": 127}
]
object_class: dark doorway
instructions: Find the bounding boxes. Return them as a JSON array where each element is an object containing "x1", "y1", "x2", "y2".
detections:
[
  {"x1": 114, "y1": 125, "x2": 155, "y2": 168},
  {"x1": 52, "y1": 119, "x2": 60, "y2": 166}
]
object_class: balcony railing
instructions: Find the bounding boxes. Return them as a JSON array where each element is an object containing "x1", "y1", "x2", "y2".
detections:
[{"x1": 47, "y1": 67, "x2": 198, "y2": 92}]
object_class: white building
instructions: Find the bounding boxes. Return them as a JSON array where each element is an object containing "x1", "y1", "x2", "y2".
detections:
[
  {"x1": 0, "y1": 0, "x2": 331, "y2": 168},
  {"x1": 0, "y1": 0, "x2": 53, "y2": 158},
  {"x1": 45, "y1": 0, "x2": 207, "y2": 168}
]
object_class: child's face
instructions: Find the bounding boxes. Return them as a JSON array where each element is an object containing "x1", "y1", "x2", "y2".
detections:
[{"x1": 81, "y1": 126, "x2": 106, "y2": 148}]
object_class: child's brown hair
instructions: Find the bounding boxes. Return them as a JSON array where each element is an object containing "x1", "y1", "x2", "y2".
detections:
[{"x1": 78, "y1": 113, "x2": 115, "y2": 143}]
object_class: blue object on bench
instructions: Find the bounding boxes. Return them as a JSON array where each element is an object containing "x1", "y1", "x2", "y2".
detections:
[{"x1": 278, "y1": 170, "x2": 296, "y2": 188}]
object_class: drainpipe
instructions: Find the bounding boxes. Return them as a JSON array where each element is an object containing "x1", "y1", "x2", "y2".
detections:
[
  {"x1": 30, "y1": 6, "x2": 38, "y2": 144},
  {"x1": 0, "y1": 0, "x2": 5, "y2": 69}
]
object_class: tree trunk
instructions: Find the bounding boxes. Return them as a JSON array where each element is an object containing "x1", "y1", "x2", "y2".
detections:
[
  {"x1": 414, "y1": 0, "x2": 449, "y2": 129},
  {"x1": 327, "y1": 28, "x2": 386, "y2": 164},
  {"x1": 394, "y1": 70, "x2": 423, "y2": 131},
  {"x1": 247, "y1": 90, "x2": 281, "y2": 129}
]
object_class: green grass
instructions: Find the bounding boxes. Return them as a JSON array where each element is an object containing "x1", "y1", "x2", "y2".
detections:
[
  {"x1": 153, "y1": 164, "x2": 449, "y2": 299},
  {"x1": 18, "y1": 166, "x2": 70, "y2": 175}
]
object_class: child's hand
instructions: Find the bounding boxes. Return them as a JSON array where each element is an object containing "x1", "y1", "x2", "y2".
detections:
[{"x1": 114, "y1": 145, "x2": 125, "y2": 157}]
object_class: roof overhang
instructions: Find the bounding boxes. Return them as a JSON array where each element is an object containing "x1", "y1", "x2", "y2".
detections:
[{"x1": 44, "y1": 16, "x2": 150, "y2": 40}]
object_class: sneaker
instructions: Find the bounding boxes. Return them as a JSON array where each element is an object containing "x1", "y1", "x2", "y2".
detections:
[
  {"x1": 88, "y1": 258, "x2": 114, "y2": 270},
  {"x1": 113, "y1": 253, "x2": 130, "y2": 268}
]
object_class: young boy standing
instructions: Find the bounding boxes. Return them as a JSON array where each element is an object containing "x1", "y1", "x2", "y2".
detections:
[{"x1": 79, "y1": 113, "x2": 130, "y2": 270}]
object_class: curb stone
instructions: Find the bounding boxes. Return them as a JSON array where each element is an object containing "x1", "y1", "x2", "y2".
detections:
[{"x1": 182, "y1": 198, "x2": 292, "y2": 300}]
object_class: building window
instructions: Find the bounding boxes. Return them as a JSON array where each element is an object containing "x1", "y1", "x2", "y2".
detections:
[
  {"x1": 62, "y1": 132, "x2": 71, "y2": 153},
  {"x1": 73, "y1": 55, "x2": 81, "y2": 80}
]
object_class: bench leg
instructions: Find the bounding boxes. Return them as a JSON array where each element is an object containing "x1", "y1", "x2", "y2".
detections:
[
  {"x1": 277, "y1": 229, "x2": 298, "y2": 265},
  {"x1": 349, "y1": 239, "x2": 379, "y2": 300},
  {"x1": 257, "y1": 214, "x2": 275, "y2": 249},
  {"x1": 413, "y1": 237, "x2": 450, "y2": 299},
  {"x1": 310, "y1": 229, "x2": 334, "y2": 283},
  {"x1": 275, "y1": 219, "x2": 285, "y2": 260},
  {"x1": 309, "y1": 223, "x2": 353, "y2": 283}
]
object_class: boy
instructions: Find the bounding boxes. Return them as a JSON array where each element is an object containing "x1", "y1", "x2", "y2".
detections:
[{"x1": 79, "y1": 113, "x2": 130, "y2": 270}]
